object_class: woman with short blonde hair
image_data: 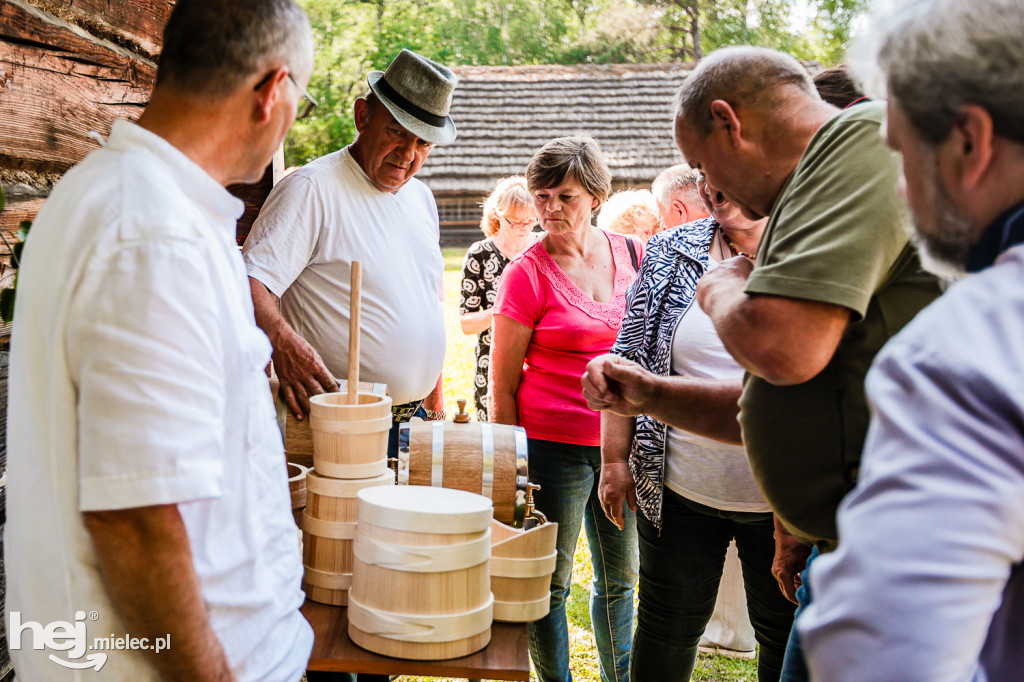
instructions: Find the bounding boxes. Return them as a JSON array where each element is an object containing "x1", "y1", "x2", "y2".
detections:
[
  {"x1": 459, "y1": 176, "x2": 537, "y2": 421},
  {"x1": 598, "y1": 189, "x2": 662, "y2": 243}
]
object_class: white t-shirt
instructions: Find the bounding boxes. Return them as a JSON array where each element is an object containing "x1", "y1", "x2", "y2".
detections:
[
  {"x1": 664, "y1": 259, "x2": 771, "y2": 512},
  {"x1": 243, "y1": 148, "x2": 446, "y2": 405},
  {"x1": 5, "y1": 120, "x2": 312, "y2": 681}
]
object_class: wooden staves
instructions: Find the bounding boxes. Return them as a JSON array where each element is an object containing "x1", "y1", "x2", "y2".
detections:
[
  {"x1": 309, "y1": 392, "x2": 393, "y2": 479},
  {"x1": 489, "y1": 520, "x2": 558, "y2": 623},
  {"x1": 287, "y1": 462, "x2": 308, "y2": 528},
  {"x1": 348, "y1": 485, "x2": 494, "y2": 660},
  {"x1": 284, "y1": 381, "x2": 388, "y2": 469},
  {"x1": 302, "y1": 469, "x2": 395, "y2": 606},
  {"x1": 398, "y1": 421, "x2": 529, "y2": 527}
]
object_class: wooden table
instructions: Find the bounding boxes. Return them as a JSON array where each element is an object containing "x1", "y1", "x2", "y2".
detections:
[{"x1": 302, "y1": 600, "x2": 530, "y2": 681}]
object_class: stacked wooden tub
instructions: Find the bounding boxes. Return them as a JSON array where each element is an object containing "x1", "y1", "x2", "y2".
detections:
[
  {"x1": 348, "y1": 485, "x2": 495, "y2": 659},
  {"x1": 301, "y1": 391, "x2": 394, "y2": 606}
]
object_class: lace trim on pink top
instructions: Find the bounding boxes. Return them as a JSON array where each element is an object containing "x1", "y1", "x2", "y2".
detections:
[{"x1": 526, "y1": 231, "x2": 634, "y2": 329}]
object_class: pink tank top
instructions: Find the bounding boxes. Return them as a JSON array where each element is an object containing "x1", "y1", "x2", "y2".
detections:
[{"x1": 493, "y1": 231, "x2": 642, "y2": 445}]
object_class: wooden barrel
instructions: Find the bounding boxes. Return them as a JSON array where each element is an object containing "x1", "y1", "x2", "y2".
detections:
[
  {"x1": 489, "y1": 520, "x2": 558, "y2": 622},
  {"x1": 284, "y1": 381, "x2": 388, "y2": 469},
  {"x1": 310, "y1": 391, "x2": 393, "y2": 479},
  {"x1": 287, "y1": 462, "x2": 308, "y2": 528},
  {"x1": 348, "y1": 485, "x2": 494, "y2": 660},
  {"x1": 302, "y1": 469, "x2": 395, "y2": 606},
  {"x1": 397, "y1": 421, "x2": 529, "y2": 527}
]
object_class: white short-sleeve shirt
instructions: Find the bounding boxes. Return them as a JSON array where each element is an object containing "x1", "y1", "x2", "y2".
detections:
[
  {"x1": 243, "y1": 148, "x2": 446, "y2": 405},
  {"x1": 5, "y1": 120, "x2": 312, "y2": 681}
]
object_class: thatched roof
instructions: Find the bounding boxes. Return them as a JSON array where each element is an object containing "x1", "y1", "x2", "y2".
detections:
[{"x1": 418, "y1": 63, "x2": 695, "y2": 195}]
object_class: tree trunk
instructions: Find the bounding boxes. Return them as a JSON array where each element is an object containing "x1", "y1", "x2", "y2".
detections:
[{"x1": 690, "y1": 0, "x2": 702, "y2": 60}]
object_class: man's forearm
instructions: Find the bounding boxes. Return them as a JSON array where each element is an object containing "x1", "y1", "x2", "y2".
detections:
[
  {"x1": 249, "y1": 277, "x2": 293, "y2": 345},
  {"x1": 83, "y1": 505, "x2": 235, "y2": 682},
  {"x1": 645, "y1": 375, "x2": 743, "y2": 445},
  {"x1": 700, "y1": 277, "x2": 850, "y2": 386}
]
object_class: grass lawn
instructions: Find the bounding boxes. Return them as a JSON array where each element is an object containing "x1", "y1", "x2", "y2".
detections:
[{"x1": 396, "y1": 249, "x2": 758, "y2": 682}]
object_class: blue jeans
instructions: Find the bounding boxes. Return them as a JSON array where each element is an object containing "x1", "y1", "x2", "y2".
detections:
[
  {"x1": 526, "y1": 438, "x2": 639, "y2": 682},
  {"x1": 779, "y1": 546, "x2": 819, "y2": 682},
  {"x1": 632, "y1": 490, "x2": 795, "y2": 681}
]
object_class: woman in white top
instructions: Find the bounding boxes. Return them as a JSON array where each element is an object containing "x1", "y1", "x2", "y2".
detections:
[{"x1": 583, "y1": 176, "x2": 796, "y2": 681}]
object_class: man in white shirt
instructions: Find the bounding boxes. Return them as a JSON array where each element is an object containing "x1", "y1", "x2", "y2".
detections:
[
  {"x1": 799, "y1": 0, "x2": 1024, "y2": 679},
  {"x1": 5, "y1": 1, "x2": 315, "y2": 680},
  {"x1": 244, "y1": 50, "x2": 457, "y2": 436}
]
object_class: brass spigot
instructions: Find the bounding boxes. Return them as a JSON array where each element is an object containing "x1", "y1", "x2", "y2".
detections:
[{"x1": 525, "y1": 483, "x2": 547, "y2": 526}]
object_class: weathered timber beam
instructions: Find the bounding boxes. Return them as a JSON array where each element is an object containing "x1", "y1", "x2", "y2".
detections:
[
  {"x1": 0, "y1": 0, "x2": 156, "y2": 175},
  {"x1": 37, "y1": 0, "x2": 175, "y2": 61}
]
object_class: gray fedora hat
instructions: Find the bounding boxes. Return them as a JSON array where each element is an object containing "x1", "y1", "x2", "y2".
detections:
[{"x1": 368, "y1": 49, "x2": 458, "y2": 145}]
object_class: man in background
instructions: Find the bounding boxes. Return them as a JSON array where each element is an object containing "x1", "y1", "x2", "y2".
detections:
[
  {"x1": 244, "y1": 49, "x2": 457, "y2": 440},
  {"x1": 800, "y1": 0, "x2": 1024, "y2": 679},
  {"x1": 6, "y1": 1, "x2": 315, "y2": 679},
  {"x1": 651, "y1": 163, "x2": 709, "y2": 231}
]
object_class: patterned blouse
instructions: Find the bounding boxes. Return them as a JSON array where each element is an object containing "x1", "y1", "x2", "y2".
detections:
[
  {"x1": 609, "y1": 217, "x2": 718, "y2": 529},
  {"x1": 459, "y1": 239, "x2": 511, "y2": 421}
]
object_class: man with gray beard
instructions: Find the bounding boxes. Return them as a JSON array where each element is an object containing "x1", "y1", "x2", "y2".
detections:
[{"x1": 798, "y1": 0, "x2": 1024, "y2": 679}]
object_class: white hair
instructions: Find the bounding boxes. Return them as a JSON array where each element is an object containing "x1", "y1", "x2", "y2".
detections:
[
  {"x1": 850, "y1": 0, "x2": 1024, "y2": 144},
  {"x1": 651, "y1": 164, "x2": 702, "y2": 212}
]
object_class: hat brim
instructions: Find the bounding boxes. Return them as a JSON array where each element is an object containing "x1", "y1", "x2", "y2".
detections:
[{"x1": 367, "y1": 71, "x2": 457, "y2": 146}]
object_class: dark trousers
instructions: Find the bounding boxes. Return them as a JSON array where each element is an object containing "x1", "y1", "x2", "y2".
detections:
[{"x1": 631, "y1": 489, "x2": 795, "y2": 681}]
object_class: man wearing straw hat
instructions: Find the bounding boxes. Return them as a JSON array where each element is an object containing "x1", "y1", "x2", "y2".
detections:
[
  {"x1": 245, "y1": 50, "x2": 457, "y2": 444},
  {"x1": 5, "y1": 0, "x2": 315, "y2": 679}
]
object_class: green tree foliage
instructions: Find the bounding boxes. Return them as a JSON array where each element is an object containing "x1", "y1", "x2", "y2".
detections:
[
  {"x1": 811, "y1": 0, "x2": 869, "y2": 64},
  {"x1": 286, "y1": 0, "x2": 865, "y2": 166}
]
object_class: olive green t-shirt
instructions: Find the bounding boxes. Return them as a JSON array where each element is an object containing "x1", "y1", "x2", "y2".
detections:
[{"x1": 740, "y1": 102, "x2": 941, "y2": 546}]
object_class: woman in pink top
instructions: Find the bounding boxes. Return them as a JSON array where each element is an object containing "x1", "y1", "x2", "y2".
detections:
[{"x1": 491, "y1": 136, "x2": 643, "y2": 682}]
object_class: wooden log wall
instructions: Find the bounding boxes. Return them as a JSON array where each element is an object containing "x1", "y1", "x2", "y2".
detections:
[
  {"x1": 0, "y1": 0, "x2": 168, "y2": 232},
  {"x1": 0, "y1": 0, "x2": 278, "y2": 259}
]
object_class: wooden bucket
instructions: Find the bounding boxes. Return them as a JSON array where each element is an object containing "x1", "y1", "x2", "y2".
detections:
[
  {"x1": 489, "y1": 520, "x2": 558, "y2": 622},
  {"x1": 302, "y1": 469, "x2": 395, "y2": 606},
  {"x1": 287, "y1": 462, "x2": 308, "y2": 528},
  {"x1": 397, "y1": 421, "x2": 529, "y2": 527},
  {"x1": 348, "y1": 485, "x2": 494, "y2": 660},
  {"x1": 284, "y1": 381, "x2": 388, "y2": 469},
  {"x1": 310, "y1": 391, "x2": 393, "y2": 479}
]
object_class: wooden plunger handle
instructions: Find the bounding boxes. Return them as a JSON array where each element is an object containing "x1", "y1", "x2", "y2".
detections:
[{"x1": 347, "y1": 260, "x2": 362, "y2": 404}]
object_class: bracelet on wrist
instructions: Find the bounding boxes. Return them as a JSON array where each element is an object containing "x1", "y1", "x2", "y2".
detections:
[{"x1": 424, "y1": 409, "x2": 446, "y2": 421}]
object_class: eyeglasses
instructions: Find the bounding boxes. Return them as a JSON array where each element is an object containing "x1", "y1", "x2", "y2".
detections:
[
  {"x1": 288, "y1": 73, "x2": 318, "y2": 120},
  {"x1": 498, "y1": 213, "x2": 537, "y2": 231},
  {"x1": 253, "y1": 69, "x2": 319, "y2": 121}
]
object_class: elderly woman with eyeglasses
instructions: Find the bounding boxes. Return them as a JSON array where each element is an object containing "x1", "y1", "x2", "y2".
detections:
[
  {"x1": 459, "y1": 176, "x2": 538, "y2": 422},
  {"x1": 490, "y1": 136, "x2": 643, "y2": 682}
]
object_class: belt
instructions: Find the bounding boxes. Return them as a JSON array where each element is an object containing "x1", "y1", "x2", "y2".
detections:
[{"x1": 391, "y1": 399, "x2": 424, "y2": 423}]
